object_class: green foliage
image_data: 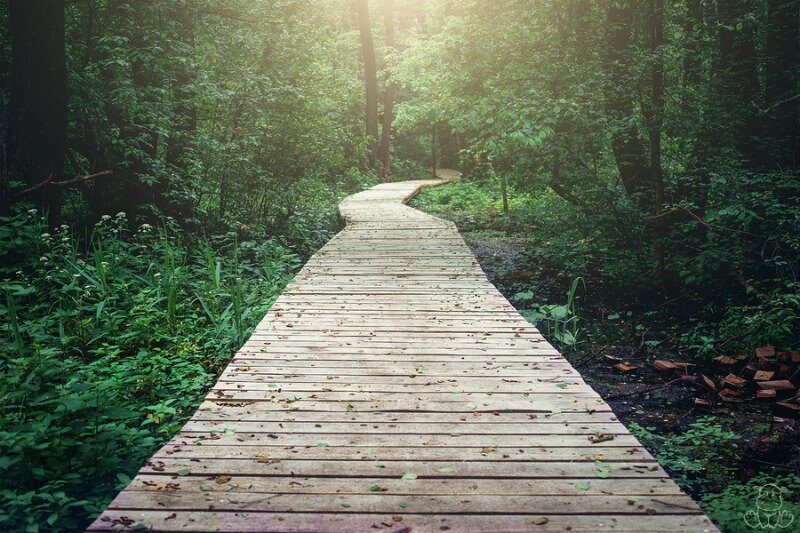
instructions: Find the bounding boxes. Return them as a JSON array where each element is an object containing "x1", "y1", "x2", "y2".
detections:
[
  {"x1": 625, "y1": 418, "x2": 800, "y2": 532},
  {"x1": 701, "y1": 474, "x2": 800, "y2": 533},
  {"x1": 630, "y1": 417, "x2": 741, "y2": 492},
  {"x1": 518, "y1": 278, "x2": 585, "y2": 349},
  {"x1": 0, "y1": 208, "x2": 306, "y2": 531}
]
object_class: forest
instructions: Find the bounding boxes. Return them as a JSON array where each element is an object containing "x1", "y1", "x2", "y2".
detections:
[{"x1": 0, "y1": 1, "x2": 798, "y2": 532}]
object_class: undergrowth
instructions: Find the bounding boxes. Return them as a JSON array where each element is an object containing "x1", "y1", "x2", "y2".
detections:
[{"x1": 0, "y1": 208, "x2": 316, "y2": 531}]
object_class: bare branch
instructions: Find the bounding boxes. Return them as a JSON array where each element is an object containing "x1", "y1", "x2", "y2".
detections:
[
  {"x1": 752, "y1": 93, "x2": 800, "y2": 115},
  {"x1": 12, "y1": 170, "x2": 112, "y2": 200}
]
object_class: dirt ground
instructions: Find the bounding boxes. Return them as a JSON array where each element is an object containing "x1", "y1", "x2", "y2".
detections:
[{"x1": 460, "y1": 229, "x2": 796, "y2": 485}]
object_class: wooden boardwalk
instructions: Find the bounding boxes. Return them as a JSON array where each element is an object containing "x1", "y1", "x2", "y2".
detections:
[{"x1": 90, "y1": 174, "x2": 716, "y2": 532}]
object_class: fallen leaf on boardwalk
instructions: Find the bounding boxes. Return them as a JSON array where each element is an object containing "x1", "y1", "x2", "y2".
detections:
[
  {"x1": 437, "y1": 467, "x2": 455, "y2": 473},
  {"x1": 341, "y1": 503, "x2": 350, "y2": 508},
  {"x1": 596, "y1": 466, "x2": 611, "y2": 479},
  {"x1": 575, "y1": 481, "x2": 591, "y2": 491},
  {"x1": 401, "y1": 472, "x2": 418, "y2": 480},
  {"x1": 589, "y1": 433, "x2": 615, "y2": 444},
  {"x1": 368, "y1": 484, "x2": 387, "y2": 492},
  {"x1": 215, "y1": 475, "x2": 231, "y2": 484},
  {"x1": 399, "y1": 502, "x2": 411, "y2": 508},
  {"x1": 176, "y1": 467, "x2": 189, "y2": 476},
  {"x1": 532, "y1": 517, "x2": 549, "y2": 525},
  {"x1": 316, "y1": 442, "x2": 329, "y2": 448}
]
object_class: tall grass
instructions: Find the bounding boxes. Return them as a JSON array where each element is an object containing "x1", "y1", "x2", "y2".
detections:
[{"x1": 0, "y1": 209, "x2": 303, "y2": 531}]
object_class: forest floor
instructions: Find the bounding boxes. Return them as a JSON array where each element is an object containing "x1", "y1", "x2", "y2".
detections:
[{"x1": 411, "y1": 179, "x2": 800, "y2": 532}]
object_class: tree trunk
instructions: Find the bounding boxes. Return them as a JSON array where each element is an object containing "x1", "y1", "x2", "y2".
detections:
[
  {"x1": 682, "y1": 0, "x2": 705, "y2": 87},
  {"x1": 355, "y1": 0, "x2": 379, "y2": 169},
  {"x1": 716, "y1": 0, "x2": 761, "y2": 165},
  {"x1": 7, "y1": 0, "x2": 67, "y2": 221},
  {"x1": 0, "y1": 69, "x2": 10, "y2": 215},
  {"x1": 765, "y1": 0, "x2": 800, "y2": 168},
  {"x1": 164, "y1": 0, "x2": 198, "y2": 219},
  {"x1": 604, "y1": 1, "x2": 650, "y2": 205},
  {"x1": 500, "y1": 171, "x2": 509, "y2": 214},
  {"x1": 648, "y1": 0, "x2": 667, "y2": 289},
  {"x1": 378, "y1": 0, "x2": 396, "y2": 181},
  {"x1": 431, "y1": 123, "x2": 438, "y2": 177}
]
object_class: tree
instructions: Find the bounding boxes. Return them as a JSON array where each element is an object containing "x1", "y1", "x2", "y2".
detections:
[
  {"x1": 6, "y1": 0, "x2": 67, "y2": 219},
  {"x1": 604, "y1": 1, "x2": 650, "y2": 204},
  {"x1": 378, "y1": 0, "x2": 396, "y2": 180},
  {"x1": 355, "y1": 0, "x2": 379, "y2": 169},
  {"x1": 716, "y1": 0, "x2": 760, "y2": 164},
  {"x1": 764, "y1": 0, "x2": 800, "y2": 167}
]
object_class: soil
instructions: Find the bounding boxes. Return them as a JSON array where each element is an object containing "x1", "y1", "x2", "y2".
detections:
[{"x1": 458, "y1": 227, "x2": 795, "y2": 484}]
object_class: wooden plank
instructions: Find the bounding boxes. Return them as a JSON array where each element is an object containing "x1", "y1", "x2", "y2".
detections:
[
  {"x1": 88, "y1": 511, "x2": 716, "y2": 532},
  {"x1": 91, "y1": 176, "x2": 717, "y2": 532},
  {"x1": 152, "y1": 445, "x2": 654, "y2": 462},
  {"x1": 126, "y1": 475, "x2": 687, "y2": 496}
]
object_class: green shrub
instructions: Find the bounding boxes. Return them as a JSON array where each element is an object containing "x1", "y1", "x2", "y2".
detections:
[{"x1": 0, "y1": 209, "x2": 305, "y2": 531}]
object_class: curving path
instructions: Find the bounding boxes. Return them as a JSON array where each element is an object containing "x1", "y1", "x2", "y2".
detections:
[{"x1": 90, "y1": 171, "x2": 716, "y2": 532}]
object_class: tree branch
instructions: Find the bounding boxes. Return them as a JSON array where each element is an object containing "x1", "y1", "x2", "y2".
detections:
[
  {"x1": 646, "y1": 205, "x2": 763, "y2": 238},
  {"x1": 12, "y1": 170, "x2": 112, "y2": 200},
  {"x1": 752, "y1": 93, "x2": 800, "y2": 115}
]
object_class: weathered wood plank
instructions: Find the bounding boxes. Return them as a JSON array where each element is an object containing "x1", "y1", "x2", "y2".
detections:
[{"x1": 90, "y1": 176, "x2": 716, "y2": 532}]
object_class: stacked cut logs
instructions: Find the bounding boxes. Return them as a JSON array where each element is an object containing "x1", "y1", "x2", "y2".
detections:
[
  {"x1": 603, "y1": 346, "x2": 800, "y2": 414},
  {"x1": 699, "y1": 347, "x2": 799, "y2": 412}
]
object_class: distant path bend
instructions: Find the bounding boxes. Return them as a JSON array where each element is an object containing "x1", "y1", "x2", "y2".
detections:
[{"x1": 90, "y1": 169, "x2": 717, "y2": 532}]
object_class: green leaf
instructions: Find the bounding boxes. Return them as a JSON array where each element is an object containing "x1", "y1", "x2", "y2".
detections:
[{"x1": 401, "y1": 472, "x2": 418, "y2": 480}]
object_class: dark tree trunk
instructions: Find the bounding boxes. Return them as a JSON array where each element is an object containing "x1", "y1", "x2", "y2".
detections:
[
  {"x1": 716, "y1": 0, "x2": 761, "y2": 164},
  {"x1": 604, "y1": 1, "x2": 650, "y2": 205},
  {"x1": 378, "y1": 0, "x2": 396, "y2": 181},
  {"x1": 765, "y1": 0, "x2": 800, "y2": 168},
  {"x1": 431, "y1": 122, "x2": 437, "y2": 177},
  {"x1": 682, "y1": 0, "x2": 706, "y2": 87},
  {"x1": 647, "y1": 0, "x2": 667, "y2": 288},
  {"x1": 164, "y1": 1, "x2": 198, "y2": 219},
  {"x1": 0, "y1": 70, "x2": 9, "y2": 215},
  {"x1": 7, "y1": 0, "x2": 67, "y2": 221},
  {"x1": 355, "y1": 0, "x2": 379, "y2": 169}
]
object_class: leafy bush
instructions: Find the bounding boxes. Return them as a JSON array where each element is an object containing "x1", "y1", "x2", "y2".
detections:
[
  {"x1": 629, "y1": 418, "x2": 800, "y2": 531},
  {"x1": 0, "y1": 209, "x2": 306, "y2": 531},
  {"x1": 701, "y1": 474, "x2": 800, "y2": 533},
  {"x1": 629, "y1": 417, "x2": 741, "y2": 491}
]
